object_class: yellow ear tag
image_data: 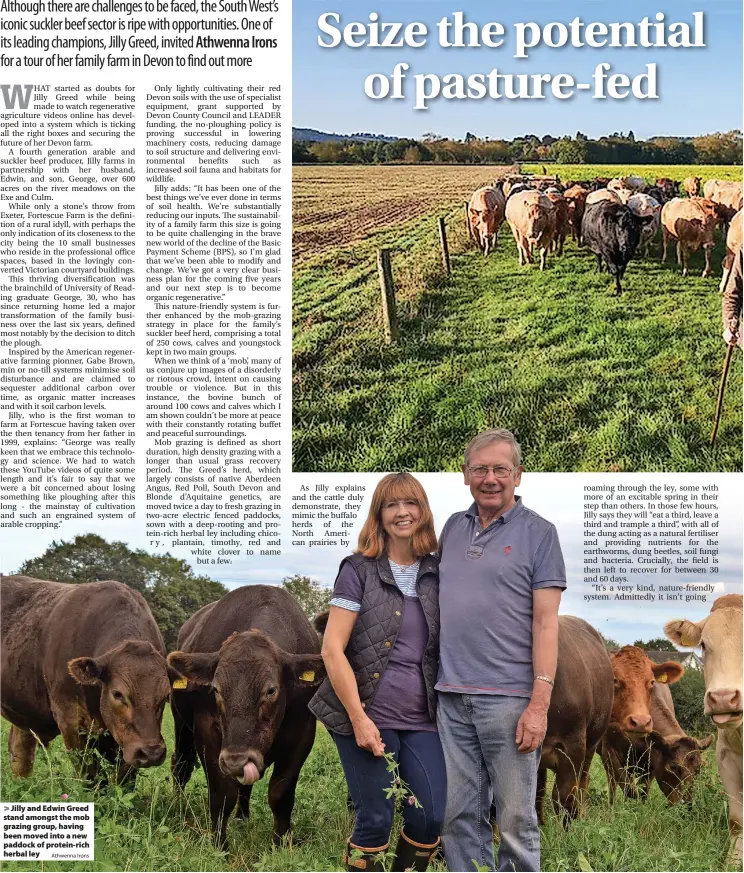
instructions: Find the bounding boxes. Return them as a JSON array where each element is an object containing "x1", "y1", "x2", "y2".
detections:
[
  {"x1": 657, "y1": 673, "x2": 667, "y2": 683},
  {"x1": 172, "y1": 678, "x2": 188, "y2": 689},
  {"x1": 299, "y1": 671, "x2": 315, "y2": 683}
]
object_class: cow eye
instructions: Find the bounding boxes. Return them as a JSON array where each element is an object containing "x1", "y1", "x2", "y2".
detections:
[
  {"x1": 613, "y1": 679, "x2": 623, "y2": 690},
  {"x1": 267, "y1": 687, "x2": 277, "y2": 697},
  {"x1": 111, "y1": 690, "x2": 125, "y2": 702}
]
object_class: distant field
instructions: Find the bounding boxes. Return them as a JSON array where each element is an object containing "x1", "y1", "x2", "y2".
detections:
[
  {"x1": 293, "y1": 164, "x2": 742, "y2": 473},
  {"x1": 1, "y1": 714, "x2": 739, "y2": 872},
  {"x1": 520, "y1": 164, "x2": 743, "y2": 183}
]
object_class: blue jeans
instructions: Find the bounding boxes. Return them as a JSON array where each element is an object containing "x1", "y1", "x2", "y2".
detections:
[
  {"x1": 437, "y1": 693, "x2": 540, "y2": 872},
  {"x1": 333, "y1": 729, "x2": 446, "y2": 850}
]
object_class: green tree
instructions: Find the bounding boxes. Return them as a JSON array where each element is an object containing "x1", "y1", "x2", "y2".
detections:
[
  {"x1": 281, "y1": 575, "x2": 331, "y2": 620},
  {"x1": 633, "y1": 637, "x2": 678, "y2": 651},
  {"x1": 668, "y1": 669, "x2": 712, "y2": 737},
  {"x1": 599, "y1": 632, "x2": 620, "y2": 651},
  {"x1": 17, "y1": 534, "x2": 226, "y2": 651}
]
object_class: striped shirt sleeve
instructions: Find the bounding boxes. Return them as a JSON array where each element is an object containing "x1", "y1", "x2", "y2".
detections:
[{"x1": 330, "y1": 561, "x2": 363, "y2": 612}]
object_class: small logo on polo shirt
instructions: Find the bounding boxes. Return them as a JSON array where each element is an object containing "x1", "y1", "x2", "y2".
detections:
[{"x1": 504, "y1": 546, "x2": 511, "y2": 554}]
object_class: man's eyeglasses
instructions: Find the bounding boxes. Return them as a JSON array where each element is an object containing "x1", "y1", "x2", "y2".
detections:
[{"x1": 467, "y1": 465, "x2": 516, "y2": 479}]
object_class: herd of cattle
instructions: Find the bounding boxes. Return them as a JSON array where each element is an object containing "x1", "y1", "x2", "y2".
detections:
[
  {"x1": 468, "y1": 174, "x2": 743, "y2": 295},
  {"x1": 1, "y1": 575, "x2": 742, "y2": 863}
]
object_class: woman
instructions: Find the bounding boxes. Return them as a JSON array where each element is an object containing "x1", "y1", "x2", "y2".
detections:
[{"x1": 309, "y1": 473, "x2": 445, "y2": 873}]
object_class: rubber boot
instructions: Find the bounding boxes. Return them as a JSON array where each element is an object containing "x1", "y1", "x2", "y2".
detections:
[
  {"x1": 391, "y1": 830, "x2": 440, "y2": 872},
  {"x1": 343, "y1": 840, "x2": 389, "y2": 871}
]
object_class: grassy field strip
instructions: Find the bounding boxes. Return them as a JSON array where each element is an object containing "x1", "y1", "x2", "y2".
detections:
[
  {"x1": 293, "y1": 171, "x2": 742, "y2": 472},
  {"x1": 1, "y1": 714, "x2": 738, "y2": 872}
]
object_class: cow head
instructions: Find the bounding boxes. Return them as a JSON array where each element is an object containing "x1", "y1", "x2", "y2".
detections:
[
  {"x1": 665, "y1": 594, "x2": 743, "y2": 729},
  {"x1": 649, "y1": 732, "x2": 715, "y2": 805},
  {"x1": 68, "y1": 640, "x2": 170, "y2": 768},
  {"x1": 609, "y1": 646, "x2": 684, "y2": 735},
  {"x1": 168, "y1": 630, "x2": 325, "y2": 785}
]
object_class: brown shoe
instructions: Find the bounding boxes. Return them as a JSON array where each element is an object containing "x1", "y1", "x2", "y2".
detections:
[{"x1": 391, "y1": 830, "x2": 440, "y2": 872}]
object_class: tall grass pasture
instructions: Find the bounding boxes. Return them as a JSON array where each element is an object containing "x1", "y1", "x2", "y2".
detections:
[
  {"x1": 293, "y1": 164, "x2": 742, "y2": 472},
  {"x1": 1, "y1": 714, "x2": 738, "y2": 871}
]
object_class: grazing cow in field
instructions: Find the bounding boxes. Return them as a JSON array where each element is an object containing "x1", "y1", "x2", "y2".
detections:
[
  {"x1": 536, "y1": 617, "x2": 614, "y2": 825},
  {"x1": 563, "y1": 184, "x2": 589, "y2": 244},
  {"x1": 1, "y1": 576, "x2": 170, "y2": 782},
  {"x1": 468, "y1": 185, "x2": 506, "y2": 256},
  {"x1": 545, "y1": 188, "x2": 570, "y2": 256},
  {"x1": 581, "y1": 200, "x2": 654, "y2": 294},
  {"x1": 655, "y1": 178, "x2": 679, "y2": 200},
  {"x1": 721, "y1": 210, "x2": 743, "y2": 292},
  {"x1": 627, "y1": 193, "x2": 662, "y2": 256},
  {"x1": 661, "y1": 197, "x2": 718, "y2": 278},
  {"x1": 684, "y1": 176, "x2": 702, "y2": 198},
  {"x1": 586, "y1": 188, "x2": 621, "y2": 206},
  {"x1": 602, "y1": 674, "x2": 713, "y2": 805},
  {"x1": 666, "y1": 594, "x2": 743, "y2": 861},
  {"x1": 168, "y1": 585, "x2": 325, "y2": 850},
  {"x1": 505, "y1": 189, "x2": 556, "y2": 270}
]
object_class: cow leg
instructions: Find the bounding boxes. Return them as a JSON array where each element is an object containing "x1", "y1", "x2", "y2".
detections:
[
  {"x1": 702, "y1": 246, "x2": 712, "y2": 279},
  {"x1": 540, "y1": 246, "x2": 547, "y2": 271},
  {"x1": 8, "y1": 725, "x2": 38, "y2": 778},
  {"x1": 535, "y1": 764, "x2": 548, "y2": 825},
  {"x1": 204, "y1": 758, "x2": 238, "y2": 851},
  {"x1": 596, "y1": 254, "x2": 603, "y2": 273},
  {"x1": 682, "y1": 245, "x2": 690, "y2": 277},
  {"x1": 553, "y1": 745, "x2": 586, "y2": 825},
  {"x1": 234, "y1": 784, "x2": 253, "y2": 820},
  {"x1": 661, "y1": 227, "x2": 669, "y2": 263},
  {"x1": 171, "y1": 693, "x2": 198, "y2": 789},
  {"x1": 268, "y1": 715, "x2": 316, "y2": 844},
  {"x1": 599, "y1": 741, "x2": 620, "y2": 805}
]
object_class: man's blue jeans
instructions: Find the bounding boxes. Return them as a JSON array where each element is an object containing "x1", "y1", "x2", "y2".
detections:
[{"x1": 437, "y1": 692, "x2": 540, "y2": 873}]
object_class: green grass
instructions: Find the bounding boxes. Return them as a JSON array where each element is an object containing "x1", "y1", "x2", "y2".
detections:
[
  {"x1": 519, "y1": 165, "x2": 742, "y2": 183},
  {"x1": 1, "y1": 715, "x2": 738, "y2": 871},
  {"x1": 293, "y1": 176, "x2": 742, "y2": 472}
]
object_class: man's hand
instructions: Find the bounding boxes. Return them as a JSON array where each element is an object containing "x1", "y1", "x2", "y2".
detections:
[
  {"x1": 516, "y1": 702, "x2": 548, "y2": 753},
  {"x1": 352, "y1": 713, "x2": 386, "y2": 756}
]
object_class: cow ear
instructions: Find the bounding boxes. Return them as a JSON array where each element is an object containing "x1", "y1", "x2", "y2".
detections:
[
  {"x1": 167, "y1": 651, "x2": 219, "y2": 686},
  {"x1": 653, "y1": 662, "x2": 684, "y2": 684},
  {"x1": 68, "y1": 656, "x2": 107, "y2": 686},
  {"x1": 696, "y1": 734, "x2": 715, "y2": 751},
  {"x1": 283, "y1": 653, "x2": 326, "y2": 689},
  {"x1": 313, "y1": 611, "x2": 329, "y2": 636},
  {"x1": 664, "y1": 618, "x2": 704, "y2": 648}
]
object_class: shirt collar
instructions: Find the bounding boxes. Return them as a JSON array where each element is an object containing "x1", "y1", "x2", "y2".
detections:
[{"x1": 466, "y1": 495, "x2": 524, "y2": 528}]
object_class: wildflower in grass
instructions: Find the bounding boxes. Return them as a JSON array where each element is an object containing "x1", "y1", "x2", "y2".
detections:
[{"x1": 60, "y1": 794, "x2": 69, "y2": 800}]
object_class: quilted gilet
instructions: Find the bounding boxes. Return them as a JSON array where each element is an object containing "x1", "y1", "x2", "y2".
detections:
[{"x1": 309, "y1": 552, "x2": 440, "y2": 735}]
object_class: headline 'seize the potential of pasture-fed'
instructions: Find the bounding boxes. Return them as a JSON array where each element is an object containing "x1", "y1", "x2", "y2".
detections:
[{"x1": 292, "y1": 164, "x2": 742, "y2": 473}]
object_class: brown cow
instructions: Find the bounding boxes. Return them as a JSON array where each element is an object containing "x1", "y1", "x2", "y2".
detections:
[
  {"x1": 536, "y1": 616, "x2": 614, "y2": 825},
  {"x1": 703, "y1": 179, "x2": 744, "y2": 225},
  {"x1": 600, "y1": 647, "x2": 683, "y2": 799},
  {"x1": 563, "y1": 184, "x2": 588, "y2": 244},
  {"x1": 505, "y1": 189, "x2": 556, "y2": 270},
  {"x1": 661, "y1": 197, "x2": 718, "y2": 277},
  {"x1": 601, "y1": 676, "x2": 713, "y2": 805},
  {"x1": 655, "y1": 178, "x2": 679, "y2": 200},
  {"x1": 666, "y1": 594, "x2": 743, "y2": 862},
  {"x1": 168, "y1": 585, "x2": 325, "y2": 850},
  {"x1": 468, "y1": 185, "x2": 506, "y2": 256},
  {"x1": 0, "y1": 576, "x2": 170, "y2": 782},
  {"x1": 684, "y1": 176, "x2": 702, "y2": 198},
  {"x1": 545, "y1": 189, "x2": 570, "y2": 256}
]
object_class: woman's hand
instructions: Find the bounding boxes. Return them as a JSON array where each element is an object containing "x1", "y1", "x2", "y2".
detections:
[{"x1": 352, "y1": 714, "x2": 385, "y2": 756}]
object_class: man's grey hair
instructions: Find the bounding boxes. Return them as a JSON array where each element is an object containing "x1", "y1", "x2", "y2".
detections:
[{"x1": 464, "y1": 429, "x2": 522, "y2": 468}]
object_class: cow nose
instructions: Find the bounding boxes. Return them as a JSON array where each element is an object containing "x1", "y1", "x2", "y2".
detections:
[
  {"x1": 219, "y1": 749, "x2": 264, "y2": 781},
  {"x1": 133, "y1": 743, "x2": 166, "y2": 767},
  {"x1": 705, "y1": 688, "x2": 743, "y2": 713},
  {"x1": 625, "y1": 714, "x2": 652, "y2": 734}
]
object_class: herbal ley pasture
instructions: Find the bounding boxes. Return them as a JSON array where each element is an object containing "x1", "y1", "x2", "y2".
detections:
[{"x1": 292, "y1": 165, "x2": 742, "y2": 472}]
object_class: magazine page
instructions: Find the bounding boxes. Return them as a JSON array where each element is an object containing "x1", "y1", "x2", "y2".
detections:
[{"x1": 0, "y1": 0, "x2": 742, "y2": 871}]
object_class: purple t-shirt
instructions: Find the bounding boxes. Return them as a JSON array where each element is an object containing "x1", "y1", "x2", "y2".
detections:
[{"x1": 332, "y1": 561, "x2": 436, "y2": 732}]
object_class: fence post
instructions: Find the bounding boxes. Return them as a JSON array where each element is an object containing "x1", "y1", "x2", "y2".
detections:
[
  {"x1": 438, "y1": 217, "x2": 451, "y2": 275},
  {"x1": 377, "y1": 249, "x2": 399, "y2": 344}
]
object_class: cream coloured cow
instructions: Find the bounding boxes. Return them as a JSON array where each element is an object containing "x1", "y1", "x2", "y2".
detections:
[
  {"x1": 665, "y1": 594, "x2": 743, "y2": 861},
  {"x1": 505, "y1": 190, "x2": 556, "y2": 270},
  {"x1": 627, "y1": 193, "x2": 661, "y2": 256},
  {"x1": 468, "y1": 185, "x2": 506, "y2": 257},
  {"x1": 720, "y1": 209, "x2": 743, "y2": 292},
  {"x1": 661, "y1": 197, "x2": 718, "y2": 277}
]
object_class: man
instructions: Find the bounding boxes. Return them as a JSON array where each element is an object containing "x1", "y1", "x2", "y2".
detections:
[{"x1": 437, "y1": 428, "x2": 566, "y2": 873}]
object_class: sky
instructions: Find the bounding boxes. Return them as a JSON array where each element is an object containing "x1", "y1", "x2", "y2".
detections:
[
  {"x1": 2, "y1": 472, "x2": 741, "y2": 647},
  {"x1": 292, "y1": 0, "x2": 743, "y2": 141}
]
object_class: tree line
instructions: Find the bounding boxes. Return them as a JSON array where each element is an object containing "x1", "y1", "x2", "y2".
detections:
[{"x1": 293, "y1": 130, "x2": 742, "y2": 166}]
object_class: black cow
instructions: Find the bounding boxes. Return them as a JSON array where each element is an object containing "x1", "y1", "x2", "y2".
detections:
[
  {"x1": 168, "y1": 585, "x2": 325, "y2": 850},
  {"x1": 581, "y1": 200, "x2": 654, "y2": 295}
]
